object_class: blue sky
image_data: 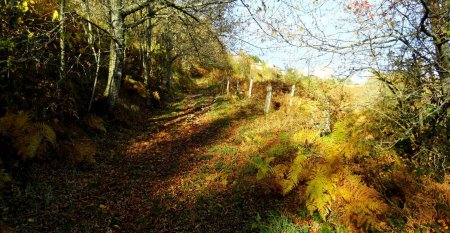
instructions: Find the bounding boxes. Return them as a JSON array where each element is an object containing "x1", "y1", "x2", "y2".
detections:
[{"x1": 231, "y1": 0, "x2": 381, "y2": 83}]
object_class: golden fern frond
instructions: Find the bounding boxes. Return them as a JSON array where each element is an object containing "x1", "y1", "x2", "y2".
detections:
[
  {"x1": 319, "y1": 116, "x2": 372, "y2": 160},
  {"x1": 14, "y1": 111, "x2": 31, "y2": 130},
  {"x1": 271, "y1": 164, "x2": 293, "y2": 195},
  {"x1": 305, "y1": 173, "x2": 337, "y2": 220},
  {"x1": 330, "y1": 119, "x2": 351, "y2": 143},
  {"x1": 291, "y1": 129, "x2": 320, "y2": 146},
  {"x1": 338, "y1": 174, "x2": 388, "y2": 232},
  {"x1": 17, "y1": 133, "x2": 42, "y2": 159},
  {"x1": 278, "y1": 179, "x2": 295, "y2": 195},
  {"x1": 0, "y1": 111, "x2": 31, "y2": 134},
  {"x1": 2, "y1": 112, "x2": 55, "y2": 160},
  {"x1": 271, "y1": 164, "x2": 288, "y2": 179},
  {"x1": 279, "y1": 153, "x2": 310, "y2": 195},
  {"x1": 288, "y1": 153, "x2": 307, "y2": 180},
  {"x1": 342, "y1": 140, "x2": 370, "y2": 159},
  {"x1": 35, "y1": 123, "x2": 56, "y2": 145},
  {"x1": 85, "y1": 114, "x2": 106, "y2": 133},
  {"x1": 317, "y1": 137, "x2": 341, "y2": 159}
]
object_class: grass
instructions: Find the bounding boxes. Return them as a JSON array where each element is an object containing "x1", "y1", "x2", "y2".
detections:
[
  {"x1": 209, "y1": 144, "x2": 239, "y2": 157},
  {"x1": 252, "y1": 212, "x2": 310, "y2": 233}
]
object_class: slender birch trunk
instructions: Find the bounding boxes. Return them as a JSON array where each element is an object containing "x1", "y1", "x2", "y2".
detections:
[
  {"x1": 264, "y1": 84, "x2": 272, "y2": 114},
  {"x1": 289, "y1": 84, "x2": 295, "y2": 106},
  {"x1": 58, "y1": 0, "x2": 66, "y2": 85},
  {"x1": 82, "y1": 0, "x2": 102, "y2": 111},
  {"x1": 144, "y1": 13, "x2": 153, "y2": 104},
  {"x1": 248, "y1": 78, "x2": 253, "y2": 98},
  {"x1": 226, "y1": 76, "x2": 230, "y2": 95},
  {"x1": 104, "y1": 0, "x2": 125, "y2": 111}
]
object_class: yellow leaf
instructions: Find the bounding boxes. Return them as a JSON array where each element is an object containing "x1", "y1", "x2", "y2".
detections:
[
  {"x1": 220, "y1": 178, "x2": 228, "y2": 186},
  {"x1": 52, "y1": 10, "x2": 59, "y2": 21},
  {"x1": 99, "y1": 204, "x2": 107, "y2": 209},
  {"x1": 205, "y1": 174, "x2": 217, "y2": 181},
  {"x1": 20, "y1": 1, "x2": 29, "y2": 13}
]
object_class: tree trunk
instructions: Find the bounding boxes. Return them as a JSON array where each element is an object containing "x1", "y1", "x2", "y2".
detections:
[
  {"x1": 104, "y1": 0, "x2": 125, "y2": 111},
  {"x1": 248, "y1": 78, "x2": 253, "y2": 98},
  {"x1": 264, "y1": 84, "x2": 272, "y2": 114},
  {"x1": 427, "y1": 0, "x2": 450, "y2": 94},
  {"x1": 58, "y1": 0, "x2": 66, "y2": 85},
  {"x1": 165, "y1": 38, "x2": 174, "y2": 92},
  {"x1": 321, "y1": 99, "x2": 331, "y2": 136},
  {"x1": 289, "y1": 84, "x2": 295, "y2": 106},
  {"x1": 226, "y1": 76, "x2": 230, "y2": 95},
  {"x1": 82, "y1": 0, "x2": 102, "y2": 112},
  {"x1": 167, "y1": 61, "x2": 173, "y2": 91},
  {"x1": 144, "y1": 13, "x2": 153, "y2": 104}
]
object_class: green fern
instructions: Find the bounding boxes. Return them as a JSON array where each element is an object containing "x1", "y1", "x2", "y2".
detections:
[{"x1": 253, "y1": 156, "x2": 275, "y2": 180}]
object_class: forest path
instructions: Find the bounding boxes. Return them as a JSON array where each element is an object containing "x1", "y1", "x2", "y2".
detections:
[
  {"x1": 90, "y1": 87, "x2": 278, "y2": 232},
  {"x1": 7, "y1": 86, "x2": 280, "y2": 232}
]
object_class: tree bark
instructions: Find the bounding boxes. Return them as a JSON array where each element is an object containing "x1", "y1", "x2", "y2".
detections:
[
  {"x1": 82, "y1": 0, "x2": 102, "y2": 112},
  {"x1": 264, "y1": 84, "x2": 272, "y2": 114},
  {"x1": 144, "y1": 11, "x2": 153, "y2": 104},
  {"x1": 104, "y1": 0, "x2": 125, "y2": 111},
  {"x1": 226, "y1": 76, "x2": 230, "y2": 95},
  {"x1": 289, "y1": 84, "x2": 295, "y2": 106},
  {"x1": 248, "y1": 78, "x2": 253, "y2": 98},
  {"x1": 58, "y1": 0, "x2": 66, "y2": 85},
  {"x1": 165, "y1": 36, "x2": 175, "y2": 92},
  {"x1": 167, "y1": 61, "x2": 174, "y2": 91},
  {"x1": 427, "y1": 0, "x2": 450, "y2": 93}
]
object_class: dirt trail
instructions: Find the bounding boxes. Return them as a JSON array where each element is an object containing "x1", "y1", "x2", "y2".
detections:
[{"x1": 4, "y1": 89, "x2": 280, "y2": 232}]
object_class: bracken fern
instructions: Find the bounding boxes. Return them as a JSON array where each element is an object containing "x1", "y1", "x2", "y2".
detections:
[
  {"x1": 0, "y1": 111, "x2": 56, "y2": 160},
  {"x1": 253, "y1": 113, "x2": 389, "y2": 231}
]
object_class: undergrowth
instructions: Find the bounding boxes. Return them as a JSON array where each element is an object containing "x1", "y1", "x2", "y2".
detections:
[{"x1": 203, "y1": 80, "x2": 449, "y2": 232}]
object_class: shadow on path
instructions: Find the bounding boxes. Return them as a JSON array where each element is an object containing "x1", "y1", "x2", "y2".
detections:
[{"x1": 3, "y1": 90, "x2": 281, "y2": 232}]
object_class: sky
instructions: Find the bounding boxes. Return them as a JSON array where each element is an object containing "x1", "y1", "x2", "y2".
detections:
[{"x1": 230, "y1": 0, "x2": 380, "y2": 83}]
